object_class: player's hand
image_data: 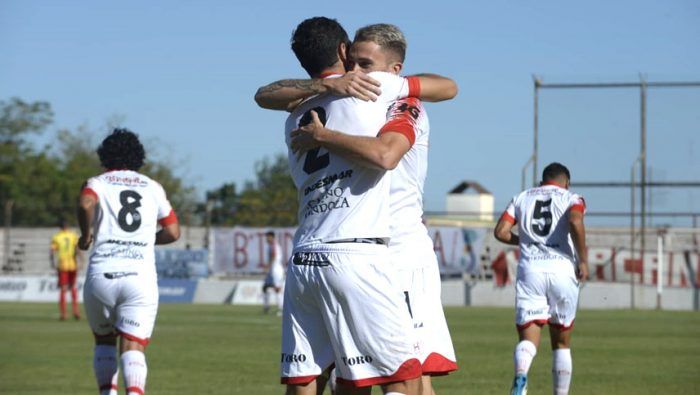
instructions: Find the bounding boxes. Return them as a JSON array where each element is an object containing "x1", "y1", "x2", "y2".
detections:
[
  {"x1": 78, "y1": 234, "x2": 93, "y2": 251},
  {"x1": 576, "y1": 262, "x2": 589, "y2": 282},
  {"x1": 290, "y1": 110, "x2": 325, "y2": 156},
  {"x1": 324, "y1": 71, "x2": 381, "y2": 101}
]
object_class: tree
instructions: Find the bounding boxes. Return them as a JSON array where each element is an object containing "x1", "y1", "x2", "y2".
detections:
[
  {"x1": 0, "y1": 97, "x2": 197, "y2": 226},
  {"x1": 204, "y1": 154, "x2": 298, "y2": 227}
]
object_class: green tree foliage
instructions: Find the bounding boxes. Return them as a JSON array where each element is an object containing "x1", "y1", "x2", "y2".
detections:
[
  {"x1": 0, "y1": 97, "x2": 196, "y2": 226},
  {"x1": 205, "y1": 154, "x2": 298, "y2": 227}
]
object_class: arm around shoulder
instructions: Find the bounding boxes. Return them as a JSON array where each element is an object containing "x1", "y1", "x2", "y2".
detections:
[{"x1": 413, "y1": 74, "x2": 458, "y2": 102}]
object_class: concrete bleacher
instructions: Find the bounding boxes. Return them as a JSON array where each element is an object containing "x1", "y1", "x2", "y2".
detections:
[{"x1": 0, "y1": 227, "x2": 207, "y2": 274}]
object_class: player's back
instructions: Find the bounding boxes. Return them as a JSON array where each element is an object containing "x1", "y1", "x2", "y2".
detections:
[
  {"x1": 82, "y1": 170, "x2": 174, "y2": 274},
  {"x1": 385, "y1": 97, "x2": 431, "y2": 251},
  {"x1": 506, "y1": 183, "x2": 585, "y2": 271},
  {"x1": 285, "y1": 72, "x2": 416, "y2": 250}
]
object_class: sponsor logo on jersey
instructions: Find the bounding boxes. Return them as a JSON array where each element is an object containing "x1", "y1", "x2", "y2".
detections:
[
  {"x1": 292, "y1": 252, "x2": 330, "y2": 267},
  {"x1": 303, "y1": 169, "x2": 353, "y2": 196}
]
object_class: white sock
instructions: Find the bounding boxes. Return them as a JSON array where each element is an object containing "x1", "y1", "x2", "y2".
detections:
[
  {"x1": 93, "y1": 345, "x2": 119, "y2": 395},
  {"x1": 514, "y1": 340, "x2": 537, "y2": 375},
  {"x1": 263, "y1": 289, "x2": 270, "y2": 310},
  {"x1": 552, "y1": 348, "x2": 572, "y2": 395},
  {"x1": 384, "y1": 392, "x2": 407, "y2": 395},
  {"x1": 276, "y1": 290, "x2": 283, "y2": 311},
  {"x1": 121, "y1": 350, "x2": 147, "y2": 395}
]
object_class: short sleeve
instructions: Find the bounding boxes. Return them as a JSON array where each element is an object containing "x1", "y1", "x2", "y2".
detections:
[
  {"x1": 570, "y1": 194, "x2": 586, "y2": 214},
  {"x1": 500, "y1": 197, "x2": 517, "y2": 224},
  {"x1": 378, "y1": 97, "x2": 424, "y2": 146},
  {"x1": 81, "y1": 178, "x2": 100, "y2": 201},
  {"x1": 154, "y1": 182, "x2": 177, "y2": 226},
  {"x1": 369, "y1": 72, "x2": 420, "y2": 103}
]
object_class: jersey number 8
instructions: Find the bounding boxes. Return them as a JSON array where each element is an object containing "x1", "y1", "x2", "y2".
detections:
[{"x1": 118, "y1": 190, "x2": 143, "y2": 232}]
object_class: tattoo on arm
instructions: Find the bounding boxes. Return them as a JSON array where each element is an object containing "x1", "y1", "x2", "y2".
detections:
[{"x1": 257, "y1": 79, "x2": 325, "y2": 95}]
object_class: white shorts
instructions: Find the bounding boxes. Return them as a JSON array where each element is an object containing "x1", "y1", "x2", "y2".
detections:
[
  {"x1": 263, "y1": 266, "x2": 285, "y2": 289},
  {"x1": 393, "y1": 244, "x2": 457, "y2": 376},
  {"x1": 280, "y1": 243, "x2": 421, "y2": 388},
  {"x1": 515, "y1": 264, "x2": 579, "y2": 330},
  {"x1": 83, "y1": 270, "x2": 159, "y2": 345}
]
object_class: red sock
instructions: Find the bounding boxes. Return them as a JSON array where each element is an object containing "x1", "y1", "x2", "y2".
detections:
[
  {"x1": 71, "y1": 287, "x2": 79, "y2": 316},
  {"x1": 59, "y1": 290, "x2": 67, "y2": 318}
]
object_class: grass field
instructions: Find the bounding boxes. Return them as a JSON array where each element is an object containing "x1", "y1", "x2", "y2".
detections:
[{"x1": 1, "y1": 303, "x2": 699, "y2": 394}]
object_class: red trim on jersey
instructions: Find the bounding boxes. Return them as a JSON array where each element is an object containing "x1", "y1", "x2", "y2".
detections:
[
  {"x1": 500, "y1": 212, "x2": 516, "y2": 224},
  {"x1": 118, "y1": 331, "x2": 150, "y2": 346},
  {"x1": 126, "y1": 386, "x2": 144, "y2": 395},
  {"x1": 99, "y1": 384, "x2": 118, "y2": 391},
  {"x1": 516, "y1": 319, "x2": 548, "y2": 331},
  {"x1": 406, "y1": 76, "x2": 421, "y2": 97},
  {"x1": 158, "y1": 210, "x2": 178, "y2": 227},
  {"x1": 379, "y1": 119, "x2": 416, "y2": 146},
  {"x1": 281, "y1": 374, "x2": 319, "y2": 385},
  {"x1": 320, "y1": 72, "x2": 342, "y2": 79},
  {"x1": 549, "y1": 320, "x2": 575, "y2": 332},
  {"x1": 335, "y1": 358, "x2": 421, "y2": 387},
  {"x1": 421, "y1": 353, "x2": 458, "y2": 376},
  {"x1": 81, "y1": 187, "x2": 98, "y2": 201},
  {"x1": 570, "y1": 203, "x2": 585, "y2": 213}
]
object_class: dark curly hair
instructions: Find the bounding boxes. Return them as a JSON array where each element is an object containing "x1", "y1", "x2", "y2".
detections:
[
  {"x1": 97, "y1": 128, "x2": 145, "y2": 170},
  {"x1": 291, "y1": 17, "x2": 350, "y2": 77}
]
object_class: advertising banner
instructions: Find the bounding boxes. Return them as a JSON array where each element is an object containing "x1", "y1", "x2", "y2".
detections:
[{"x1": 211, "y1": 226, "x2": 488, "y2": 275}]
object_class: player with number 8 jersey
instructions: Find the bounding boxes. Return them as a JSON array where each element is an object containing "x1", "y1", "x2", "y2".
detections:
[{"x1": 78, "y1": 128, "x2": 180, "y2": 395}]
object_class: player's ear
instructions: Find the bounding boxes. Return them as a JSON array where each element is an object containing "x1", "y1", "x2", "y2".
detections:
[
  {"x1": 338, "y1": 42, "x2": 348, "y2": 65},
  {"x1": 391, "y1": 61, "x2": 403, "y2": 74}
]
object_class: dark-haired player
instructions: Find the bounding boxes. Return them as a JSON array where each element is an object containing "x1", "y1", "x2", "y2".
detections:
[
  {"x1": 77, "y1": 128, "x2": 180, "y2": 395},
  {"x1": 256, "y1": 17, "x2": 456, "y2": 395},
  {"x1": 494, "y1": 162, "x2": 589, "y2": 395}
]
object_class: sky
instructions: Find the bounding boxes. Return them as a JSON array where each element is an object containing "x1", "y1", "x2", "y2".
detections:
[{"x1": 2, "y1": 1, "x2": 699, "y2": 226}]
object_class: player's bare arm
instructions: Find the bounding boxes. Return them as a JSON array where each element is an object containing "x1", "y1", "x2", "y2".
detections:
[
  {"x1": 494, "y1": 217, "x2": 519, "y2": 246},
  {"x1": 77, "y1": 193, "x2": 97, "y2": 250},
  {"x1": 290, "y1": 110, "x2": 410, "y2": 170},
  {"x1": 254, "y1": 71, "x2": 382, "y2": 111},
  {"x1": 413, "y1": 73, "x2": 458, "y2": 102},
  {"x1": 569, "y1": 209, "x2": 589, "y2": 281},
  {"x1": 155, "y1": 222, "x2": 181, "y2": 245}
]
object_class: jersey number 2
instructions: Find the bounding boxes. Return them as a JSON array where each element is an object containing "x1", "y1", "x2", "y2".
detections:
[
  {"x1": 300, "y1": 107, "x2": 329, "y2": 175},
  {"x1": 531, "y1": 199, "x2": 553, "y2": 236},
  {"x1": 118, "y1": 190, "x2": 143, "y2": 232}
]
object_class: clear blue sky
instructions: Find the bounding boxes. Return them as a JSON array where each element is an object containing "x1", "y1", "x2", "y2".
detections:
[{"x1": 2, "y1": 1, "x2": 699, "y2": 226}]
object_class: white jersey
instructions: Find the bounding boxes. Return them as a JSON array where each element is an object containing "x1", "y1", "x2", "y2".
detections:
[
  {"x1": 269, "y1": 241, "x2": 283, "y2": 273},
  {"x1": 285, "y1": 72, "x2": 419, "y2": 250},
  {"x1": 502, "y1": 183, "x2": 586, "y2": 271},
  {"x1": 380, "y1": 97, "x2": 432, "y2": 253},
  {"x1": 81, "y1": 170, "x2": 177, "y2": 275}
]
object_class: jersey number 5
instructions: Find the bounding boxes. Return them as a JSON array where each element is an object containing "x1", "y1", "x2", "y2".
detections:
[
  {"x1": 531, "y1": 199, "x2": 553, "y2": 236},
  {"x1": 118, "y1": 190, "x2": 143, "y2": 232},
  {"x1": 299, "y1": 107, "x2": 329, "y2": 175}
]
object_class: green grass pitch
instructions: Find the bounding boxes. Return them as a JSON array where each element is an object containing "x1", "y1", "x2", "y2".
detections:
[{"x1": 1, "y1": 302, "x2": 699, "y2": 394}]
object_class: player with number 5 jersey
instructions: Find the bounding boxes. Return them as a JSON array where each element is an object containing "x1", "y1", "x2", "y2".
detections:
[
  {"x1": 78, "y1": 128, "x2": 180, "y2": 395},
  {"x1": 494, "y1": 162, "x2": 588, "y2": 395}
]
